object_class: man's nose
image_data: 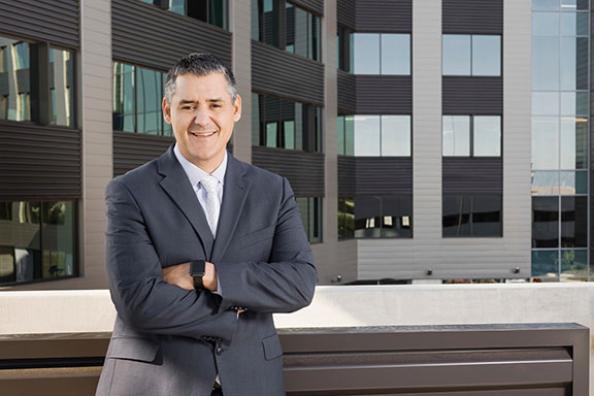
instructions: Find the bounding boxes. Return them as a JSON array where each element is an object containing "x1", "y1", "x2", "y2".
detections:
[{"x1": 192, "y1": 109, "x2": 211, "y2": 127}]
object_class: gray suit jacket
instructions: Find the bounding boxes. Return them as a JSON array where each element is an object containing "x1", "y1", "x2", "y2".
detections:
[{"x1": 95, "y1": 147, "x2": 316, "y2": 396}]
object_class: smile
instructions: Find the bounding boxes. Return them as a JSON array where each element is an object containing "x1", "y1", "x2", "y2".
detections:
[{"x1": 189, "y1": 130, "x2": 217, "y2": 138}]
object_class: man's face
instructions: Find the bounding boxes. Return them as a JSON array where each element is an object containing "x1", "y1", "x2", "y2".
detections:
[{"x1": 163, "y1": 72, "x2": 241, "y2": 170}]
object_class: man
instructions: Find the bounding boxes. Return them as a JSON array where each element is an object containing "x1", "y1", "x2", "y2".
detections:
[{"x1": 96, "y1": 53, "x2": 317, "y2": 396}]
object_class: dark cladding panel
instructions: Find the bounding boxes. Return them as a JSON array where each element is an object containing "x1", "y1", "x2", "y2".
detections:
[
  {"x1": 356, "y1": 157, "x2": 412, "y2": 195},
  {"x1": 355, "y1": 0, "x2": 412, "y2": 33},
  {"x1": 443, "y1": 157, "x2": 502, "y2": 194},
  {"x1": 252, "y1": 41, "x2": 324, "y2": 106},
  {"x1": 0, "y1": 0, "x2": 79, "y2": 48},
  {"x1": 356, "y1": 76, "x2": 412, "y2": 114},
  {"x1": 112, "y1": 0, "x2": 231, "y2": 71},
  {"x1": 443, "y1": 77, "x2": 502, "y2": 115},
  {"x1": 0, "y1": 124, "x2": 81, "y2": 199},
  {"x1": 337, "y1": 70, "x2": 356, "y2": 114},
  {"x1": 252, "y1": 147, "x2": 324, "y2": 197},
  {"x1": 337, "y1": 156, "x2": 356, "y2": 196},
  {"x1": 113, "y1": 133, "x2": 173, "y2": 176},
  {"x1": 443, "y1": 0, "x2": 503, "y2": 34},
  {"x1": 337, "y1": 0, "x2": 356, "y2": 29},
  {"x1": 289, "y1": 0, "x2": 323, "y2": 15}
]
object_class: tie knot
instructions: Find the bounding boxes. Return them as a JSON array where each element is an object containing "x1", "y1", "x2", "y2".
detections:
[{"x1": 200, "y1": 175, "x2": 218, "y2": 193}]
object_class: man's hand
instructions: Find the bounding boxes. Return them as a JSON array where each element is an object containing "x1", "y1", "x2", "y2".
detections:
[
  {"x1": 161, "y1": 261, "x2": 218, "y2": 292},
  {"x1": 202, "y1": 261, "x2": 217, "y2": 291},
  {"x1": 162, "y1": 262, "x2": 194, "y2": 291}
]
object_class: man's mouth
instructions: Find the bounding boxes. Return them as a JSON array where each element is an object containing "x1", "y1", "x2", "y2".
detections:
[{"x1": 189, "y1": 130, "x2": 217, "y2": 138}]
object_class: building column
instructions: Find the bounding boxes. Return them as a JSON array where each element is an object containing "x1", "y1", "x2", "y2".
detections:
[
  {"x1": 78, "y1": 0, "x2": 113, "y2": 288},
  {"x1": 230, "y1": 0, "x2": 252, "y2": 163}
]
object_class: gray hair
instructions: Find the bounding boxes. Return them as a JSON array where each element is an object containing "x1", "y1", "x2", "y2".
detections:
[{"x1": 164, "y1": 53, "x2": 238, "y2": 103}]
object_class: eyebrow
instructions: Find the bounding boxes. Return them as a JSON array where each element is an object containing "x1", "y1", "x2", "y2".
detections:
[{"x1": 178, "y1": 98, "x2": 224, "y2": 105}]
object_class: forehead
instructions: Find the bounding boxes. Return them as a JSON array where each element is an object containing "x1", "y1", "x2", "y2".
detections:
[{"x1": 172, "y1": 72, "x2": 231, "y2": 100}]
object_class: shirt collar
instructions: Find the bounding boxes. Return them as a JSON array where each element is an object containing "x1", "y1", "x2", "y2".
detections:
[{"x1": 173, "y1": 144, "x2": 227, "y2": 190}]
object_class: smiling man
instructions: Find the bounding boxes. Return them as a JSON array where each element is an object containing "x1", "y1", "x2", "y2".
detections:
[{"x1": 95, "y1": 53, "x2": 317, "y2": 396}]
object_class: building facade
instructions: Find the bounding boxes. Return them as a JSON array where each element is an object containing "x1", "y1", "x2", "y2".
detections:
[{"x1": 0, "y1": 0, "x2": 590, "y2": 289}]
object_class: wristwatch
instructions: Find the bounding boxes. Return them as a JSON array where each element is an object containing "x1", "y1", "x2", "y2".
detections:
[{"x1": 189, "y1": 259, "x2": 206, "y2": 289}]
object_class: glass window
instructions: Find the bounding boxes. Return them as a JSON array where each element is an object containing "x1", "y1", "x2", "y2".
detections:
[
  {"x1": 442, "y1": 116, "x2": 470, "y2": 156},
  {"x1": 113, "y1": 62, "x2": 135, "y2": 132},
  {"x1": 533, "y1": 0, "x2": 560, "y2": 11},
  {"x1": 48, "y1": 48, "x2": 75, "y2": 127},
  {"x1": 472, "y1": 35, "x2": 501, "y2": 76},
  {"x1": 265, "y1": 122, "x2": 277, "y2": 147},
  {"x1": 258, "y1": 0, "x2": 279, "y2": 46},
  {"x1": 381, "y1": 34, "x2": 410, "y2": 75},
  {"x1": 381, "y1": 115, "x2": 411, "y2": 156},
  {"x1": 532, "y1": 92, "x2": 560, "y2": 115},
  {"x1": 0, "y1": 37, "x2": 30, "y2": 122},
  {"x1": 560, "y1": 91, "x2": 588, "y2": 116},
  {"x1": 533, "y1": 12, "x2": 560, "y2": 36},
  {"x1": 169, "y1": 0, "x2": 185, "y2": 15},
  {"x1": 337, "y1": 115, "x2": 345, "y2": 155},
  {"x1": 532, "y1": 117, "x2": 559, "y2": 169},
  {"x1": 286, "y1": 2, "x2": 321, "y2": 61},
  {"x1": 560, "y1": 248, "x2": 588, "y2": 281},
  {"x1": 351, "y1": 33, "x2": 380, "y2": 74},
  {"x1": 531, "y1": 171, "x2": 560, "y2": 195},
  {"x1": 560, "y1": 11, "x2": 589, "y2": 36},
  {"x1": 532, "y1": 196, "x2": 559, "y2": 248},
  {"x1": 531, "y1": 250, "x2": 559, "y2": 280},
  {"x1": 471, "y1": 195, "x2": 502, "y2": 236},
  {"x1": 443, "y1": 195, "x2": 471, "y2": 237},
  {"x1": 559, "y1": 170, "x2": 588, "y2": 194},
  {"x1": 533, "y1": 37, "x2": 560, "y2": 90},
  {"x1": 442, "y1": 35, "x2": 471, "y2": 76},
  {"x1": 560, "y1": 196, "x2": 587, "y2": 247},
  {"x1": 560, "y1": 117, "x2": 588, "y2": 169},
  {"x1": 344, "y1": 115, "x2": 354, "y2": 156},
  {"x1": 136, "y1": 67, "x2": 162, "y2": 135},
  {"x1": 473, "y1": 116, "x2": 501, "y2": 156},
  {"x1": 296, "y1": 197, "x2": 322, "y2": 243},
  {"x1": 0, "y1": 201, "x2": 76, "y2": 285},
  {"x1": 354, "y1": 115, "x2": 380, "y2": 156},
  {"x1": 208, "y1": 0, "x2": 228, "y2": 30},
  {"x1": 381, "y1": 195, "x2": 412, "y2": 238},
  {"x1": 338, "y1": 197, "x2": 355, "y2": 239}
]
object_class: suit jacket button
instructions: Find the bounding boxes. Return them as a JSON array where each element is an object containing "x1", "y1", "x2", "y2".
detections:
[{"x1": 216, "y1": 346, "x2": 223, "y2": 355}]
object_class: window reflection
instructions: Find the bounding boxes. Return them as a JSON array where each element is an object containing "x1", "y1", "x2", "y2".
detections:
[
  {"x1": 532, "y1": 197, "x2": 559, "y2": 248},
  {"x1": 0, "y1": 201, "x2": 76, "y2": 285},
  {"x1": 296, "y1": 197, "x2": 322, "y2": 243},
  {"x1": 442, "y1": 35, "x2": 501, "y2": 76},
  {"x1": 285, "y1": 2, "x2": 321, "y2": 61},
  {"x1": 49, "y1": 48, "x2": 74, "y2": 127},
  {"x1": 0, "y1": 37, "x2": 30, "y2": 122},
  {"x1": 351, "y1": 33, "x2": 410, "y2": 75},
  {"x1": 136, "y1": 67, "x2": 162, "y2": 135},
  {"x1": 353, "y1": 195, "x2": 412, "y2": 239}
]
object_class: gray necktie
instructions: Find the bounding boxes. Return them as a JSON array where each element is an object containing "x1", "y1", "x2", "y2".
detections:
[{"x1": 200, "y1": 175, "x2": 220, "y2": 237}]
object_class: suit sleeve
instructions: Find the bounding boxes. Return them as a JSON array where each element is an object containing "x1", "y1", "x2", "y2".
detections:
[
  {"x1": 215, "y1": 177, "x2": 317, "y2": 313},
  {"x1": 105, "y1": 178, "x2": 238, "y2": 341}
]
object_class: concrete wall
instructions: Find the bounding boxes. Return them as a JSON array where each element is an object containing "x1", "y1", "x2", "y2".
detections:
[{"x1": 0, "y1": 284, "x2": 592, "y2": 392}]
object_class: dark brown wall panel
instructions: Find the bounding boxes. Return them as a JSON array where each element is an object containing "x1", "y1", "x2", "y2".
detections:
[
  {"x1": 338, "y1": 157, "x2": 412, "y2": 196},
  {"x1": 337, "y1": 71, "x2": 356, "y2": 114},
  {"x1": 252, "y1": 41, "x2": 324, "y2": 106},
  {"x1": 337, "y1": 0, "x2": 356, "y2": 29},
  {"x1": 0, "y1": 123, "x2": 81, "y2": 199},
  {"x1": 355, "y1": 157, "x2": 412, "y2": 194},
  {"x1": 337, "y1": 156, "x2": 356, "y2": 196},
  {"x1": 252, "y1": 147, "x2": 324, "y2": 197},
  {"x1": 355, "y1": 0, "x2": 412, "y2": 33},
  {"x1": 443, "y1": 77, "x2": 503, "y2": 115},
  {"x1": 113, "y1": 132, "x2": 173, "y2": 177},
  {"x1": 356, "y1": 76, "x2": 412, "y2": 114},
  {"x1": 112, "y1": 0, "x2": 231, "y2": 71},
  {"x1": 443, "y1": 158, "x2": 502, "y2": 194},
  {"x1": 0, "y1": 0, "x2": 79, "y2": 48},
  {"x1": 289, "y1": 0, "x2": 323, "y2": 15},
  {"x1": 443, "y1": 0, "x2": 503, "y2": 34}
]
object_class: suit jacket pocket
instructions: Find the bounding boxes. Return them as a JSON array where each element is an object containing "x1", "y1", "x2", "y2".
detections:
[
  {"x1": 262, "y1": 334, "x2": 283, "y2": 360},
  {"x1": 106, "y1": 336, "x2": 161, "y2": 364}
]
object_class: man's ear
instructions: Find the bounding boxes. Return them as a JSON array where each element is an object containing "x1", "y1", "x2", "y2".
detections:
[
  {"x1": 162, "y1": 97, "x2": 172, "y2": 124},
  {"x1": 233, "y1": 94, "x2": 242, "y2": 122}
]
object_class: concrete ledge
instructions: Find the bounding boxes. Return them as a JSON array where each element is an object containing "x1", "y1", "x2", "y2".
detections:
[{"x1": 1, "y1": 284, "x2": 593, "y2": 392}]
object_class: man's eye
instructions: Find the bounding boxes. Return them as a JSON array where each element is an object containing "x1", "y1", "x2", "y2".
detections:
[
  {"x1": 211, "y1": 104, "x2": 221, "y2": 108},
  {"x1": 181, "y1": 106, "x2": 193, "y2": 110}
]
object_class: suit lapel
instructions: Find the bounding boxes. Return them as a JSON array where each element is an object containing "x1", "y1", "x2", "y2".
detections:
[
  {"x1": 157, "y1": 146, "x2": 214, "y2": 258},
  {"x1": 211, "y1": 154, "x2": 252, "y2": 262}
]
